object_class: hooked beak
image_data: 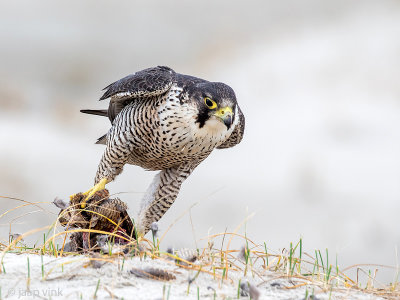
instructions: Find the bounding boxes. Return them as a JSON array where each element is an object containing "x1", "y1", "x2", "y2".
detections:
[{"x1": 214, "y1": 106, "x2": 233, "y2": 129}]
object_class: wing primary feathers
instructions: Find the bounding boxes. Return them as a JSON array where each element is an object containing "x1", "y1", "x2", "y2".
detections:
[{"x1": 80, "y1": 109, "x2": 108, "y2": 117}]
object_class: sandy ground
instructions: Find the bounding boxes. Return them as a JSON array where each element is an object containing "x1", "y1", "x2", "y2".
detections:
[{"x1": 0, "y1": 252, "x2": 385, "y2": 300}]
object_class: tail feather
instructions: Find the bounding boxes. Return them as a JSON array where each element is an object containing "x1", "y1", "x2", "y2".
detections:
[
  {"x1": 95, "y1": 134, "x2": 107, "y2": 145},
  {"x1": 80, "y1": 109, "x2": 108, "y2": 117}
]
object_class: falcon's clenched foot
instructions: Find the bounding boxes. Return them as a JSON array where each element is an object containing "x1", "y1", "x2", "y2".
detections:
[
  {"x1": 81, "y1": 177, "x2": 108, "y2": 208},
  {"x1": 70, "y1": 178, "x2": 108, "y2": 208},
  {"x1": 79, "y1": 66, "x2": 245, "y2": 235}
]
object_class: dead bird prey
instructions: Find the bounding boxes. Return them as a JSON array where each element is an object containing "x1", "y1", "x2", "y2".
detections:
[
  {"x1": 57, "y1": 189, "x2": 134, "y2": 252},
  {"x1": 75, "y1": 66, "x2": 245, "y2": 236}
]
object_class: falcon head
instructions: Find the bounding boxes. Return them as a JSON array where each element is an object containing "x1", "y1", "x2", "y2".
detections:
[{"x1": 191, "y1": 82, "x2": 237, "y2": 130}]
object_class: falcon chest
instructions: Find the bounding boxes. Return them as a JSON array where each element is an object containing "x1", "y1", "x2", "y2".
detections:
[{"x1": 124, "y1": 86, "x2": 231, "y2": 170}]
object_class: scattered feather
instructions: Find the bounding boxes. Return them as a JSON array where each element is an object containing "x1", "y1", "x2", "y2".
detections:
[
  {"x1": 303, "y1": 295, "x2": 320, "y2": 300},
  {"x1": 207, "y1": 286, "x2": 216, "y2": 292},
  {"x1": 150, "y1": 222, "x2": 159, "y2": 237},
  {"x1": 88, "y1": 253, "x2": 105, "y2": 269},
  {"x1": 53, "y1": 197, "x2": 69, "y2": 209},
  {"x1": 237, "y1": 245, "x2": 246, "y2": 262},
  {"x1": 249, "y1": 282, "x2": 261, "y2": 300},
  {"x1": 240, "y1": 282, "x2": 249, "y2": 297},
  {"x1": 129, "y1": 267, "x2": 176, "y2": 281},
  {"x1": 96, "y1": 234, "x2": 108, "y2": 248},
  {"x1": 240, "y1": 281, "x2": 260, "y2": 300},
  {"x1": 165, "y1": 247, "x2": 175, "y2": 260},
  {"x1": 9, "y1": 233, "x2": 22, "y2": 242},
  {"x1": 270, "y1": 282, "x2": 281, "y2": 288}
]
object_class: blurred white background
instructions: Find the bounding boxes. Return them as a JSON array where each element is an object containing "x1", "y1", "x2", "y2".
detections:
[{"x1": 1, "y1": 0, "x2": 399, "y2": 283}]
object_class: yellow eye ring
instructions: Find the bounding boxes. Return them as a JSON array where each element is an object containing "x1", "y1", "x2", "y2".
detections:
[{"x1": 204, "y1": 97, "x2": 217, "y2": 109}]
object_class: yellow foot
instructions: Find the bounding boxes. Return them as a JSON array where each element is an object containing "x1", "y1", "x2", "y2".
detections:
[{"x1": 70, "y1": 178, "x2": 108, "y2": 209}]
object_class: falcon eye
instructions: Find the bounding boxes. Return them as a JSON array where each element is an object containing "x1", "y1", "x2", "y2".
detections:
[{"x1": 204, "y1": 97, "x2": 217, "y2": 109}]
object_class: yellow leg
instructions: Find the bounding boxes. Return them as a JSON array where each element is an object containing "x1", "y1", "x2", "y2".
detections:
[{"x1": 70, "y1": 178, "x2": 108, "y2": 208}]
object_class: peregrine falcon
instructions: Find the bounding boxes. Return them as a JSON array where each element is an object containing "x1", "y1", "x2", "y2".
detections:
[{"x1": 78, "y1": 66, "x2": 245, "y2": 235}]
